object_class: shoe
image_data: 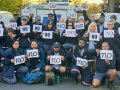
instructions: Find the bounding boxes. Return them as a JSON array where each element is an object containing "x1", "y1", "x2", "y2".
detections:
[{"x1": 107, "y1": 80, "x2": 115, "y2": 90}]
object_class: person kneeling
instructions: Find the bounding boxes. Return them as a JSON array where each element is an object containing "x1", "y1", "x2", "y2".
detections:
[{"x1": 45, "y1": 42, "x2": 66, "y2": 76}]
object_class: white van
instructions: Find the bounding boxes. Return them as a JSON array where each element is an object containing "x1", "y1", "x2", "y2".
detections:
[{"x1": 0, "y1": 11, "x2": 13, "y2": 26}]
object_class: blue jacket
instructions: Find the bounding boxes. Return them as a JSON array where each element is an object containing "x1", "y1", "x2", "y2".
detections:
[
  {"x1": 24, "y1": 47, "x2": 45, "y2": 69},
  {"x1": 1, "y1": 47, "x2": 24, "y2": 78},
  {"x1": 61, "y1": 30, "x2": 80, "y2": 45},
  {"x1": 72, "y1": 46, "x2": 93, "y2": 69},
  {"x1": 89, "y1": 49, "x2": 116, "y2": 73}
]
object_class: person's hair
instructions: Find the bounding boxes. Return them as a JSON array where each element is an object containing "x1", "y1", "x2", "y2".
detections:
[
  {"x1": 87, "y1": 22, "x2": 97, "y2": 34},
  {"x1": 66, "y1": 21, "x2": 75, "y2": 29},
  {"x1": 48, "y1": 13, "x2": 53, "y2": 16},
  {"x1": 31, "y1": 39, "x2": 38, "y2": 43},
  {"x1": 77, "y1": 38, "x2": 86, "y2": 43},
  {"x1": 107, "y1": 21, "x2": 114, "y2": 25},
  {"x1": 7, "y1": 27, "x2": 14, "y2": 33},
  {"x1": 102, "y1": 42, "x2": 109, "y2": 46},
  {"x1": 12, "y1": 39, "x2": 19, "y2": 45},
  {"x1": 99, "y1": 16, "x2": 105, "y2": 21}
]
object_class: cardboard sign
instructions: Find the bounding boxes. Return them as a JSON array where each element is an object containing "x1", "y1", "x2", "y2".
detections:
[
  {"x1": 104, "y1": 22, "x2": 108, "y2": 28},
  {"x1": 57, "y1": 23, "x2": 66, "y2": 30},
  {"x1": 76, "y1": 57, "x2": 88, "y2": 67},
  {"x1": 81, "y1": 4, "x2": 89, "y2": 11},
  {"x1": 65, "y1": 29, "x2": 76, "y2": 37},
  {"x1": 50, "y1": 55, "x2": 61, "y2": 64},
  {"x1": 22, "y1": 9, "x2": 30, "y2": 16},
  {"x1": 49, "y1": 4, "x2": 57, "y2": 9},
  {"x1": 104, "y1": 30, "x2": 114, "y2": 38},
  {"x1": 20, "y1": 25, "x2": 30, "y2": 33},
  {"x1": 0, "y1": 14, "x2": 3, "y2": 21},
  {"x1": 27, "y1": 49, "x2": 39, "y2": 58},
  {"x1": 75, "y1": 22, "x2": 84, "y2": 30},
  {"x1": 42, "y1": 31, "x2": 53, "y2": 39},
  {"x1": 0, "y1": 28, "x2": 3, "y2": 36},
  {"x1": 69, "y1": 12, "x2": 77, "y2": 18},
  {"x1": 0, "y1": 24, "x2": 2, "y2": 28},
  {"x1": 100, "y1": 50, "x2": 113, "y2": 60},
  {"x1": 118, "y1": 27, "x2": 120, "y2": 34},
  {"x1": 8, "y1": 23, "x2": 17, "y2": 30},
  {"x1": 14, "y1": 55, "x2": 25, "y2": 65},
  {"x1": 33, "y1": 25, "x2": 42, "y2": 32},
  {"x1": 89, "y1": 32, "x2": 100, "y2": 41}
]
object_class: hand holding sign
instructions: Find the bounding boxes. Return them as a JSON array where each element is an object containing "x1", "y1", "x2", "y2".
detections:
[
  {"x1": 11, "y1": 59, "x2": 15, "y2": 63},
  {"x1": 74, "y1": 33, "x2": 78, "y2": 37},
  {"x1": 61, "y1": 56, "x2": 64, "y2": 61},
  {"x1": 104, "y1": 30, "x2": 114, "y2": 38},
  {"x1": 105, "y1": 58, "x2": 110, "y2": 64},
  {"x1": 14, "y1": 55, "x2": 25, "y2": 65},
  {"x1": 47, "y1": 56, "x2": 51, "y2": 61},
  {"x1": 100, "y1": 50, "x2": 113, "y2": 60},
  {"x1": 96, "y1": 49, "x2": 100, "y2": 56}
]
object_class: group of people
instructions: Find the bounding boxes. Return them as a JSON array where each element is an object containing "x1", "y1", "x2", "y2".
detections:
[{"x1": 0, "y1": 8, "x2": 120, "y2": 90}]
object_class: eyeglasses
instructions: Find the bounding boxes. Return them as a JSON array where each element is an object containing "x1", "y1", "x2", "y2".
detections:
[
  {"x1": 68, "y1": 25, "x2": 72, "y2": 26},
  {"x1": 49, "y1": 16, "x2": 53, "y2": 17},
  {"x1": 54, "y1": 47, "x2": 59, "y2": 48}
]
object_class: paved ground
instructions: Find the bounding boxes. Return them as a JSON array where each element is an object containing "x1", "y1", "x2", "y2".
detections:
[{"x1": 0, "y1": 77, "x2": 120, "y2": 90}]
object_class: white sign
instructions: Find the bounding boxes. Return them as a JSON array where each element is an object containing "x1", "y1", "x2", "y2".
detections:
[
  {"x1": 89, "y1": 33, "x2": 100, "y2": 41},
  {"x1": 14, "y1": 55, "x2": 25, "y2": 65},
  {"x1": 0, "y1": 14, "x2": 3, "y2": 21},
  {"x1": 100, "y1": 50, "x2": 113, "y2": 60},
  {"x1": 0, "y1": 24, "x2": 2, "y2": 28},
  {"x1": 42, "y1": 31, "x2": 53, "y2": 39},
  {"x1": 22, "y1": 9, "x2": 30, "y2": 16},
  {"x1": 69, "y1": 12, "x2": 77, "y2": 18},
  {"x1": 8, "y1": 23, "x2": 17, "y2": 30},
  {"x1": 50, "y1": 55, "x2": 61, "y2": 64},
  {"x1": 65, "y1": 29, "x2": 76, "y2": 37},
  {"x1": 76, "y1": 57, "x2": 88, "y2": 67},
  {"x1": 49, "y1": 4, "x2": 57, "y2": 9},
  {"x1": 104, "y1": 22, "x2": 108, "y2": 28},
  {"x1": 27, "y1": 49, "x2": 39, "y2": 58},
  {"x1": 0, "y1": 28, "x2": 3, "y2": 36},
  {"x1": 57, "y1": 23, "x2": 66, "y2": 30},
  {"x1": 81, "y1": 4, "x2": 89, "y2": 11},
  {"x1": 104, "y1": 30, "x2": 114, "y2": 38},
  {"x1": 75, "y1": 22, "x2": 84, "y2": 30},
  {"x1": 20, "y1": 25, "x2": 30, "y2": 33},
  {"x1": 33, "y1": 25, "x2": 42, "y2": 32},
  {"x1": 118, "y1": 27, "x2": 120, "y2": 34}
]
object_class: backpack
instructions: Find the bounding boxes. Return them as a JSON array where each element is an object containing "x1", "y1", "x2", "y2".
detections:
[{"x1": 23, "y1": 70, "x2": 43, "y2": 84}]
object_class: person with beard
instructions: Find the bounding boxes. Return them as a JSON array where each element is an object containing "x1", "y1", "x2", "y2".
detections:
[
  {"x1": 70, "y1": 38, "x2": 93, "y2": 85},
  {"x1": 30, "y1": 15, "x2": 46, "y2": 48},
  {"x1": 41, "y1": 20, "x2": 60, "y2": 55},
  {"x1": 45, "y1": 42, "x2": 66, "y2": 75},
  {"x1": 89, "y1": 42, "x2": 117, "y2": 90},
  {"x1": 97, "y1": 16, "x2": 105, "y2": 34},
  {"x1": 25, "y1": 39, "x2": 45, "y2": 71}
]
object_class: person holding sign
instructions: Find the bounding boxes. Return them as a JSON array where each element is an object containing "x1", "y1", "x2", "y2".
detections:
[
  {"x1": 89, "y1": 42, "x2": 117, "y2": 90},
  {"x1": 41, "y1": 20, "x2": 60, "y2": 54},
  {"x1": 25, "y1": 39, "x2": 45, "y2": 72},
  {"x1": 45, "y1": 9, "x2": 57, "y2": 28},
  {"x1": 16, "y1": 17, "x2": 33, "y2": 52},
  {"x1": 45, "y1": 42, "x2": 66, "y2": 75},
  {"x1": 30, "y1": 15, "x2": 45, "y2": 48},
  {"x1": 1, "y1": 40, "x2": 28, "y2": 84},
  {"x1": 70, "y1": 38, "x2": 93, "y2": 85}
]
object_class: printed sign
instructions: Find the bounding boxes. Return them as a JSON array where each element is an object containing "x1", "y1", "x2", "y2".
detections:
[
  {"x1": 57, "y1": 23, "x2": 66, "y2": 30},
  {"x1": 22, "y1": 9, "x2": 30, "y2": 16},
  {"x1": 0, "y1": 28, "x2": 3, "y2": 36},
  {"x1": 27, "y1": 49, "x2": 39, "y2": 58},
  {"x1": 118, "y1": 27, "x2": 120, "y2": 34},
  {"x1": 75, "y1": 22, "x2": 84, "y2": 30},
  {"x1": 50, "y1": 55, "x2": 61, "y2": 64},
  {"x1": 104, "y1": 30, "x2": 114, "y2": 38},
  {"x1": 8, "y1": 23, "x2": 17, "y2": 30},
  {"x1": 100, "y1": 50, "x2": 113, "y2": 60},
  {"x1": 33, "y1": 25, "x2": 42, "y2": 32},
  {"x1": 76, "y1": 57, "x2": 88, "y2": 67},
  {"x1": 65, "y1": 29, "x2": 76, "y2": 37},
  {"x1": 14, "y1": 55, "x2": 25, "y2": 65},
  {"x1": 89, "y1": 32, "x2": 100, "y2": 41},
  {"x1": 20, "y1": 25, "x2": 30, "y2": 33},
  {"x1": 69, "y1": 12, "x2": 77, "y2": 18},
  {"x1": 42, "y1": 31, "x2": 53, "y2": 39},
  {"x1": 0, "y1": 14, "x2": 3, "y2": 21},
  {"x1": 81, "y1": 4, "x2": 89, "y2": 11},
  {"x1": 49, "y1": 4, "x2": 57, "y2": 9},
  {"x1": 0, "y1": 24, "x2": 2, "y2": 28}
]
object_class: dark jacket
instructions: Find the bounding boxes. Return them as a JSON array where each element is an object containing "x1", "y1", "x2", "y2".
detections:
[
  {"x1": 1, "y1": 47, "x2": 23, "y2": 78},
  {"x1": 24, "y1": 47, "x2": 45, "y2": 69},
  {"x1": 61, "y1": 30, "x2": 80, "y2": 45},
  {"x1": 72, "y1": 46, "x2": 93, "y2": 68},
  {"x1": 77, "y1": 25, "x2": 88, "y2": 37},
  {"x1": 89, "y1": 49, "x2": 116, "y2": 73},
  {"x1": 47, "y1": 49, "x2": 66, "y2": 66},
  {"x1": 0, "y1": 21, "x2": 5, "y2": 28}
]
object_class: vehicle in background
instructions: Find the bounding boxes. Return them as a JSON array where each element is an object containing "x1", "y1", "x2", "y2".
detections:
[{"x1": 0, "y1": 11, "x2": 13, "y2": 26}]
